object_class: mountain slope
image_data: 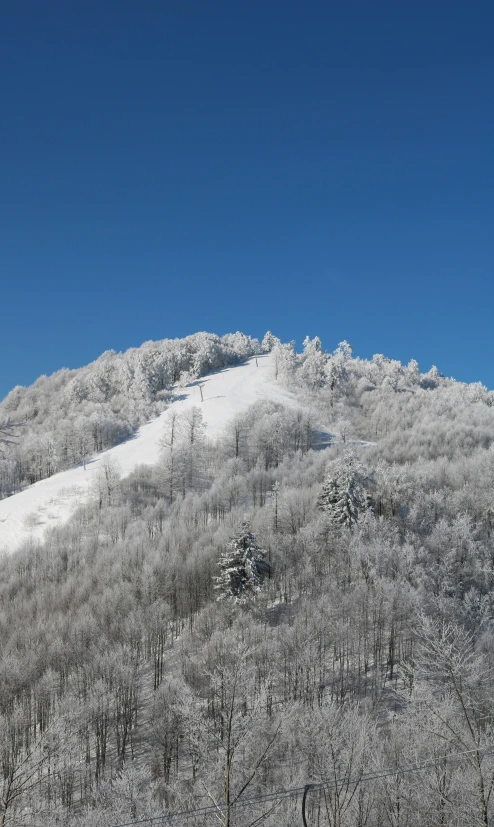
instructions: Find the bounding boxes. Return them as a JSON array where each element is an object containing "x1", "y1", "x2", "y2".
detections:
[
  {"x1": 0, "y1": 353, "x2": 303, "y2": 553},
  {"x1": 3, "y1": 335, "x2": 494, "y2": 826}
]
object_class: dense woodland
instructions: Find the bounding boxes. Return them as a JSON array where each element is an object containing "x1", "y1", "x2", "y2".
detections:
[{"x1": 1, "y1": 331, "x2": 494, "y2": 826}]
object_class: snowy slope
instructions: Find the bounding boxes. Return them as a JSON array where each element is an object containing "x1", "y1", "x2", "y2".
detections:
[{"x1": 0, "y1": 354, "x2": 306, "y2": 554}]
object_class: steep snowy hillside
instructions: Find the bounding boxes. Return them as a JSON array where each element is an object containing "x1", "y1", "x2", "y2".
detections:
[
  {"x1": 0, "y1": 353, "x2": 303, "y2": 553},
  {"x1": 3, "y1": 334, "x2": 494, "y2": 827}
]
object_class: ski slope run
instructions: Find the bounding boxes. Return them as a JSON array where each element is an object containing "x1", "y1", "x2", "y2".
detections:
[{"x1": 0, "y1": 354, "x2": 308, "y2": 554}]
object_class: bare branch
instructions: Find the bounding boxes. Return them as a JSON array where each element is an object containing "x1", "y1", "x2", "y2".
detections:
[{"x1": 0, "y1": 419, "x2": 23, "y2": 446}]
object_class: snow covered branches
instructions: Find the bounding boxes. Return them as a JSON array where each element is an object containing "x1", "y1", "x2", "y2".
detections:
[
  {"x1": 317, "y1": 451, "x2": 372, "y2": 529},
  {"x1": 214, "y1": 523, "x2": 270, "y2": 603},
  {"x1": 0, "y1": 419, "x2": 22, "y2": 447}
]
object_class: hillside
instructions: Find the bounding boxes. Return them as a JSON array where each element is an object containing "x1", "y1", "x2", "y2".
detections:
[
  {"x1": 0, "y1": 352, "x2": 311, "y2": 553},
  {"x1": 0, "y1": 331, "x2": 260, "y2": 502},
  {"x1": 1, "y1": 332, "x2": 494, "y2": 827}
]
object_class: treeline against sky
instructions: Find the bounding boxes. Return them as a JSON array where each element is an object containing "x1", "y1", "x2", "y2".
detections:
[
  {"x1": 1, "y1": 334, "x2": 494, "y2": 825},
  {"x1": 0, "y1": 331, "x2": 258, "y2": 497}
]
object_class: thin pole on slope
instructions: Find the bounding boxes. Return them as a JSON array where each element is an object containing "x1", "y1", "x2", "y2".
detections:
[
  {"x1": 302, "y1": 784, "x2": 315, "y2": 827},
  {"x1": 199, "y1": 384, "x2": 205, "y2": 402}
]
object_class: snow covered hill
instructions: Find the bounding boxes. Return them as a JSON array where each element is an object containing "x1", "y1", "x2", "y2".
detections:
[{"x1": 0, "y1": 353, "x2": 306, "y2": 554}]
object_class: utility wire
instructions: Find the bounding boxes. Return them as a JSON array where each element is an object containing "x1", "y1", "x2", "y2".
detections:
[{"x1": 108, "y1": 742, "x2": 494, "y2": 827}]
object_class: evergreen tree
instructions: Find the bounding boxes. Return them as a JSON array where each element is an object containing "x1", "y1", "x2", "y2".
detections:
[
  {"x1": 214, "y1": 523, "x2": 269, "y2": 602},
  {"x1": 317, "y1": 451, "x2": 370, "y2": 529}
]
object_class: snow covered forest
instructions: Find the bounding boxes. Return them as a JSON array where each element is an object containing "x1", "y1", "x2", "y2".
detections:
[
  {"x1": 1, "y1": 330, "x2": 494, "y2": 826},
  {"x1": 0, "y1": 331, "x2": 258, "y2": 498}
]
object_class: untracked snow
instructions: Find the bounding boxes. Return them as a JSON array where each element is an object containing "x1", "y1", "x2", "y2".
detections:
[{"x1": 0, "y1": 354, "x2": 308, "y2": 554}]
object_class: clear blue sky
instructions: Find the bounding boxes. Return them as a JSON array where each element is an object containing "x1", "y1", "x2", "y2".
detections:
[{"x1": 1, "y1": 0, "x2": 493, "y2": 398}]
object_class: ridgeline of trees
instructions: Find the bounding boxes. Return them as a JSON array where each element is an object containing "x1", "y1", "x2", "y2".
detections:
[
  {"x1": 0, "y1": 331, "x2": 259, "y2": 498},
  {"x1": 0, "y1": 332, "x2": 494, "y2": 825}
]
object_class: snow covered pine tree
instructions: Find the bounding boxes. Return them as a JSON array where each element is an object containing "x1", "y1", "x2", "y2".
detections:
[
  {"x1": 317, "y1": 451, "x2": 371, "y2": 529},
  {"x1": 214, "y1": 523, "x2": 270, "y2": 602}
]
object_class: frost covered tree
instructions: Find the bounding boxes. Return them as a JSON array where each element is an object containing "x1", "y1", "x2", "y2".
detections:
[
  {"x1": 407, "y1": 618, "x2": 494, "y2": 827},
  {"x1": 324, "y1": 341, "x2": 353, "y2": 405},
  {"x1": 95, "y1": 456, "x2": 121, "y2": 508},
  {"x1": 261, "y1": 331, "x2": 277, "y2": 353},
  {"x1": 317, "y1": 451, "x2": 370, "y2": 529},
  {"x1": 271, "y1": 340, "x2": 296, "y2": 383},
  {"x1": 300, "y1": 335, "x2": 328, "y2": 391},
  {"x1": 177, "y1": 406, "x2": 207, "y2": 494},
  {"x1": 214, "y1": 523, "x2": 269, "y2": 602}
]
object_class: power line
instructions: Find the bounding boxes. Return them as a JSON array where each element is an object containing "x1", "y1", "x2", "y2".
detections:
[{"x1": 108, "y1": 742, "x2": 494, "y2": 827}]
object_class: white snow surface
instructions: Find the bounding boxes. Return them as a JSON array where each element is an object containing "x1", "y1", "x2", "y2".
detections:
[{"x1": 0, "y1": 354, "x2": 306, "y2": 555}]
